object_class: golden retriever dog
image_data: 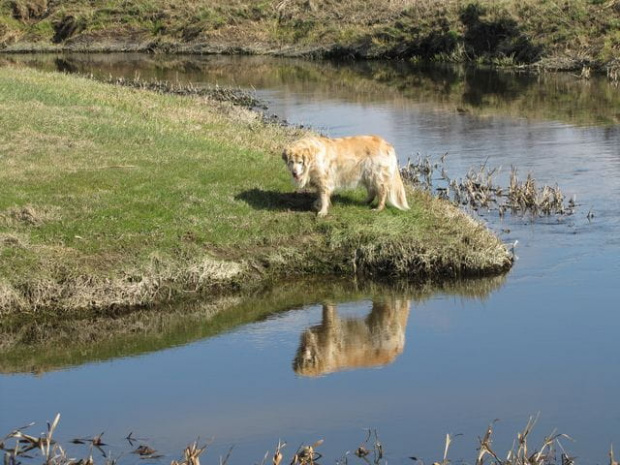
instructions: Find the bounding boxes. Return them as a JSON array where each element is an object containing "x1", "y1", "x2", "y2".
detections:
[{"x1": 282, "y1": 135, "x2": 410, "y2": 217}]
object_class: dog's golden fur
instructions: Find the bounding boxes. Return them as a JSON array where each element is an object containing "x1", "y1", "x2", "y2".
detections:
[
  {"x1": 293, "y1": 299, "x2": 411, "y2": 377},
  {"x1": 282, "y1": 135, "x2": 410, "y2": 216}
]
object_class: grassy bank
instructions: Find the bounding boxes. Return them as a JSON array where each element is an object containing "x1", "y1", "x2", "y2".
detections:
[
  {"x1": 0, "y1": 65, "x2": 512, "y2": 315},
  {"x1": 1, "y1": 0, "x2": 619, "y2": 71}
]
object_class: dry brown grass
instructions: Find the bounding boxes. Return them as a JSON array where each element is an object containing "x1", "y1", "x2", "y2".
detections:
[
  {"x1": 0, "y1": 254, "x2": 246, "y2": 314},
  {"x1": 0, "y1": 205, "x2": 62, "y2": 227}
]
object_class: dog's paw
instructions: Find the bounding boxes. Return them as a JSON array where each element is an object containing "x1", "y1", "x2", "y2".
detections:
[{"x1": 317, "y1": 210, "x2": 329, "y2": 218}]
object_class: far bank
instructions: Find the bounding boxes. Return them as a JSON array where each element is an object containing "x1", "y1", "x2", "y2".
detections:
[{"x1": 1, "y1": 0, "x2": 619, "y2": 73}]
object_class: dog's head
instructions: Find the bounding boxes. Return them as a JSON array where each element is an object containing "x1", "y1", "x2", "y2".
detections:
[
  {"x1": 292, "y1": 330, "x2": 323, "y2": 377},
  {"x1": 282, "y1": 138, "x2": 319, "y2": 188}
]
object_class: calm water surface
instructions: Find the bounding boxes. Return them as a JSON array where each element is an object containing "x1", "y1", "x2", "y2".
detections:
[{"x1": 1, "y1": 55, "x2": 619, "y2": 465}]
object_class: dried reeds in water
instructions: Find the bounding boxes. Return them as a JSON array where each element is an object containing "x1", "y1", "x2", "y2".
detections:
[
  {"x1": 290, "y1": 440, "x2": 323, "y2": 465},
  {"x1": 3, "y1": 413, "x2": 61, "y2": 465},
  {"x1": 406, "y1": 415, "x2": 578, "y2": 465},
  {"x1": 171, "y1": 441, "x2": 208, "y2": 465},
  {"x1": 353, "y1": 429, "x2": 383, "y2": 465},
  {"x1": 273, "y1": 439, "x2": 286, "y2": 465},
  {"x1": 401, "y1": 154, "x2": 438, "y2": 192},
  {"x1": 400, "y1": 155, "x2": 574, "y2": 220},
  {"x1": 1, "y1": 416, "x2": 605, "y2": 465}
]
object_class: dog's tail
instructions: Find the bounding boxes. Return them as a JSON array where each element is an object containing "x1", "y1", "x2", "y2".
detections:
[{"x1": 388, "y1": 168, "x2": 410, "y2": 211}]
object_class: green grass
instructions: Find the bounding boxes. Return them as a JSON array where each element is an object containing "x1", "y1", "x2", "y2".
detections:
[{"x1": 0, "y1": 65, "x2": 511, "y2": 314}]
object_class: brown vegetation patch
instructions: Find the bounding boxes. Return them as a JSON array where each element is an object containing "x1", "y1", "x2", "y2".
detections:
[
  {"x1": 0, "y1": 232, "x2": 28, "y2": 248},
  {"x1": 9, "y1": 0, "x2": 47, "y2": 21},
  {"x1": 0, "y1": 281, "x2": 25, "y2": 312},
  {"x1": 62, "y1": 29, "x2": 155, "y2": 52},
  {"x1": 103, "y1": 75, "x2": 263, "y2": 108},
  {"x1": 0, "y1": 205, "x2": 61, "y2": 227},
  {"x1": 52, "y1": 15, "x2": 86, "y2": 43},
  {"x1": 0, "y1": 254, "x2": 248, "y2": 315}
]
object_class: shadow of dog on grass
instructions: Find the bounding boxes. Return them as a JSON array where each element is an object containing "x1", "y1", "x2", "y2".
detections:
[{"x1": 235, "y1": 188, "x2": 358, "y2": 212}]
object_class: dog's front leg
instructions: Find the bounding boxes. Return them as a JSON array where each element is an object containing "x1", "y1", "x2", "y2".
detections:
[{"x1": 316, "y1": 187, "x2": 332, "y2": 217}]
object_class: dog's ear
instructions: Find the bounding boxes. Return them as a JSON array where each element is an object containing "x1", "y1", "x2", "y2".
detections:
[
  {"x1": 301, "y1": 147, "x2": 315, "y2": 165},
  {"x1": 303, "y1": 138, "x2": 323, "y2": 162},
  {"x1": 281, "y1": 149, "x2": 288, "y2": 161}
]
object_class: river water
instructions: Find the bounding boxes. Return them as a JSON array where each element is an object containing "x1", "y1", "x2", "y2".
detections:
[{"x1": 1, "y1": 55, "x2": 619, "y2": 465}]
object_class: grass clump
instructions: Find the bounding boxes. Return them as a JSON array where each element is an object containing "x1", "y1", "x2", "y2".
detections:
[{"x1": 0, "y1": 65, "x2": 512, "y2": 315}]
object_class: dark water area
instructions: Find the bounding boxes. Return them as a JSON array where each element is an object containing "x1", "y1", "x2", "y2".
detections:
[{"x1": 1, "y1": 54, "x2": 619, "y2": 465}]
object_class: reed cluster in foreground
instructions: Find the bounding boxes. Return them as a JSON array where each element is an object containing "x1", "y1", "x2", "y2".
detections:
[{"x1": 1, "y1": 414, "x2": 614, "y2": 465}]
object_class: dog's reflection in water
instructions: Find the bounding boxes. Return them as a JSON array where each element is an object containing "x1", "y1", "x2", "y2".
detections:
[{"x1": 293, "y1": 298, "x2": 411, "y2": 377}]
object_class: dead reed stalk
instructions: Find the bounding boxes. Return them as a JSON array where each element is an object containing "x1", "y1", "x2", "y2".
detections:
[
  {"x1": 401, "y1": 155, "x2": 574, "y2": 220},
  {"x1": 1, "y1": 416, "x2": 599, "y2": 465}
]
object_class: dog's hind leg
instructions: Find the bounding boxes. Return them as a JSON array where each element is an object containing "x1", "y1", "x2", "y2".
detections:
[
  {"x1": 364, "y1": 188, "x2": 377, "y2": 205},
  {"x1": 372, "y1": 186, "x2": 387, "y2": 212}
]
